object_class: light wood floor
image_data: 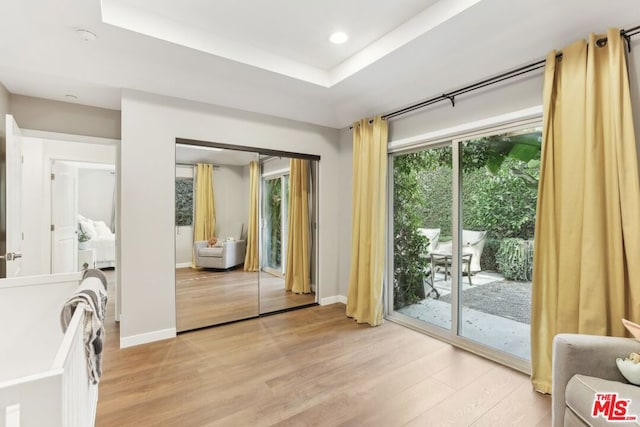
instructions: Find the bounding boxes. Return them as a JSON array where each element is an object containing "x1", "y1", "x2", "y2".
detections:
[
  {"x1": 176, "y1": 268, "x2": 316, "y2": 332},
  {"x1": 176, "y1": 267, "x2": 259, "y2": 332},
  {"x1": 97, "y1": 273, "x2": 550, "y2": 427},
  {"x1": 259, "y1": 271, "x2": 316, "y2": 313}
]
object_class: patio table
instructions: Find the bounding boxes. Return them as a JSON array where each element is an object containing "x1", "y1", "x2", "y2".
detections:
[{"x1": 426, "y1": 249, "x2": 473, "y2": 298}]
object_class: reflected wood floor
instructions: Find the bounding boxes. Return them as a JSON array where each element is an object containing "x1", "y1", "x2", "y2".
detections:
[
  {"x1": 175, "y1": 268, "x2": 316, "y2": 332},
  {"x1": 259, "y1": 271, "x2": 316, "y2": 313},
  {"x1": 97, "y1": 276, "x2": 550, "y2": 427},
  {"x1": 176, "y1": 267, "x2": 260, "y2": 332}
]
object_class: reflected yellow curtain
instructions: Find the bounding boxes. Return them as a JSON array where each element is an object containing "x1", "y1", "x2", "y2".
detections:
[
  {"x1": 346, "y1": 116, "x2": 388, "y2": 326},
  {"x1": 192, "y1": 164, "x2": 215, "y2": 268},
  {"x1": 531, "y1": 29, "x2": 640, "y2": 393},
  {"x1": 285, "y1": 159, "x2": 311, "y2": 294},
  {"x1": 244, "y1": 161, "x2": 259, "y2": 271}
]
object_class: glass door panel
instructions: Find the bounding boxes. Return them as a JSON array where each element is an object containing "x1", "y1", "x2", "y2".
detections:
[
  {"x1": 259, "y1": 160, "x2": 316, "y2": 314},
  {"x1": 263, "y1": 177, "x2": 283, "y2": 276},
  {"x1": 389, "y1": 123, "x2": 541, "y2": 368},
  {"x1": 458, "y1": 128, "x2": 541, "y2": 360},
  {"x1": 393, "y1": 145, "x2": 452, "y2": 330}
]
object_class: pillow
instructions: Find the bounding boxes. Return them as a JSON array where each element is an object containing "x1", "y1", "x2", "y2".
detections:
[
  {"x1": 78, "y1": 214, "x2": 87, "y2": 222},
  {"x1": 94, "y1": 221, "x2": 112, "y2": 239},
  {"x1": 79, "y1": 220, "x2": 97, "y2": 240}
]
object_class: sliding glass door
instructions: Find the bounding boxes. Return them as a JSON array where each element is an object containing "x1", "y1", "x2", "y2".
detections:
[
  {"x1": 393, "y1": 144, "x2": 452, "y2": 331},
  {"x1": 262, "y1": 174, "x2": 289, "y2": 278},
  {"x1": 388, "y1": 123, "x2": 541, "y2": 368}
]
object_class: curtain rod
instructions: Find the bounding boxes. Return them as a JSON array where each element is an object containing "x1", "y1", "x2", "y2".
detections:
[{"x1": 351, "y1": 24, "x2": 640, "y2": 128}]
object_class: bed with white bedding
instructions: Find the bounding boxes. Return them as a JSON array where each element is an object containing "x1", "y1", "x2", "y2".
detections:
[{"x1": 78, "y1": 215, "x2": 116, "y2": 268}]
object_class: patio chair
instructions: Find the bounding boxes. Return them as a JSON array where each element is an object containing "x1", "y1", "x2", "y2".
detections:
[
  {"x1": 434, "y1": 229, "x2": 487, "y2": 273},
  {"x1": 417, "y1": 228, "x2": 440, "y2": 253}
]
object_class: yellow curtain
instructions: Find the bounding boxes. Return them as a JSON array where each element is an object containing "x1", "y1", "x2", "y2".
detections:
[
  {"x1": 192, "y1": 164, "x2": 215, "y2": 268},
  {"x1": 244, "y1": 161, "x2": 259, "y2": 271},
  {"x1": 531, "y1": 29, "x2": 640, "y2": 393},
  {"x1": 346, "y1": 116, "x2": 388, "y2": 326},
  {"x1": 285, "y1": 159, "x2": 311, "y2": 294}
]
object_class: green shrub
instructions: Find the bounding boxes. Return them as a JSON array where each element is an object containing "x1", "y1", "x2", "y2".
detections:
[
  {"x1": 464, "y1": 159, "x2": 537, "y2": 240},
  {"x1": 393, "y1": 153, "x2": 430, "y2": 309},
  {"x1": 496, "y1": 238, "x2": 534, "y2": 281},
  {"x1": 481, "y1": 237, "x2": 500, "y2": 272}
]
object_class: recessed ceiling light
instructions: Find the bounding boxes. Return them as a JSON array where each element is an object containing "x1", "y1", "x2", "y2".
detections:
[
  {"x1": 329, "y1": 32, "x2": 348, "y2": 44},
  {"x1": 64, "y1": 94, "x2": 78, "y2": 100},
  {"x1": 76, "y1": 28, "x2": 97, "y2": 42}
]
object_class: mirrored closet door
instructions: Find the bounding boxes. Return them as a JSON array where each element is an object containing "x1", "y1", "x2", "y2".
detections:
[
  {"x1": 175, "y1": 144, "x2": 259, "y2": 332},
  {"x1": 259, "y1": 156, "x2": 317, "y2": 314},
  {"x1": 175, "y1": 140, "x2": 319, "y2": 333}
]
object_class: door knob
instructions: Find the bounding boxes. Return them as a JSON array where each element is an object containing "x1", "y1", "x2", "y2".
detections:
[{"x1": 0, "y1": 252, "x2": 22, "y2": 261}]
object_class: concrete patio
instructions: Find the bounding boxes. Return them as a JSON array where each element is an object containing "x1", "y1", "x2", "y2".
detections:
[{"x1": 397, "y1": 271, "x2": 531, "y2": 360}]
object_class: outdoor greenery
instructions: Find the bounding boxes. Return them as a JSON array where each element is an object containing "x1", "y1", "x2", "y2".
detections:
[
  {"x1": 265, "y1": 178, "x2": 283, "y2": 268},
  {"x1": 464, "y1": 157, "x2": 538, "y2": 240},
  {"x1": 78, "y1": 227, "x2": 90, "y2": 243},
  {"x1": 394, "y1": 130, "x2": 541, "y2": 308},
  {"x1": 496, "y1": 238, "x2": 535, "y2": 281},
  {"x1": 393, "y1": 153, "x2": 429, "y2": 309},
  {"x1": 175, "y1": 178, "x2": 194, "y2": 226}
]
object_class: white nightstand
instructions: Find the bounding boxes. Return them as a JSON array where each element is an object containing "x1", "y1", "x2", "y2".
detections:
[{"x1": 78, "y1": 248, "x2": 96, "y2": 271}]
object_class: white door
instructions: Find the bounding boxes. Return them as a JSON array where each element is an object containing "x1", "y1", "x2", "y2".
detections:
[
  {"x1": 4, "y1": 114, "x2": 23, "y2": 277},
  {"x1": 51, "y1": 161, "x2": 78, "y2": 273}
]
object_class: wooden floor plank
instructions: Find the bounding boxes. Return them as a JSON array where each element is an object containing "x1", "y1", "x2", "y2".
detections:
[
  {"x1": 175, "y1": 267, "x2": 316, "y2": 332},
  {"x1": 405, "y1": 366, "x2": 529, "y2": 427},
  {"x1": 96, "y1": 270, "x2": 550, "y2": 427},
  {"x1": 470, "y1": 380, "x2": 551, "y2": 427}
]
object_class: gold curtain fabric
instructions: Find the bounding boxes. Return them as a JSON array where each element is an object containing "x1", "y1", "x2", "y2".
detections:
[
  {"x1": 285, "y1": 159, "x2": 311, "y2": 294},
  {"x1": 346, "y1": 116, "x2": 388, "y2": 326},
  {"x1": 531, "y1": 29, "x2": 640, "y2": 393},
  {"x1": 244, "y1": 161, "x2": 260, "y2": 271},
  {"x1": 192, "y1": 163, "x2": 216, "y2": 268}
]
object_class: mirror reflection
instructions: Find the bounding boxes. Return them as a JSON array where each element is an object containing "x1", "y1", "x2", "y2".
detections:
[
  {"x1": 175, "y1": 145, "x2": 259, "y2": 332},
  {"x1": 174, "y1": 143, "x2": 318, "y2": 333},
  {"x1": 259, "y1": 156, "x2": 316, "y2": 313}
]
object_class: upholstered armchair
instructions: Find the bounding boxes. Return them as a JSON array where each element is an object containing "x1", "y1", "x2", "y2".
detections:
[
  {"x1": 417, "y1": 228, "x2": 441, "y2": 253},
  {"x1": 194, "y1": 222, "x2": 246, "y2": 269},
  {"x1": 552, "y1": 333, "x2": 640, "y2": 426},
  {"x1": 194, "y1": 239, "x2": 246, "y2": 269}
]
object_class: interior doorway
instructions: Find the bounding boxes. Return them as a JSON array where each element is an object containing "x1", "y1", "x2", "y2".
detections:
[{"x1": 51, "y1": 160, "x2": 116, "y2": 274}]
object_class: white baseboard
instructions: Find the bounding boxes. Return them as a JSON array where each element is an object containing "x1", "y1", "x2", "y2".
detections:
[
  {"x1": 320, "y1": 295, "x2": 347, "y2": 305},
  {"x1": 175, "y1": 262, "x2": 191, "y2": 269},
  {"x1": 120, "y1": 327, "x2": 176, "y2": 348}
]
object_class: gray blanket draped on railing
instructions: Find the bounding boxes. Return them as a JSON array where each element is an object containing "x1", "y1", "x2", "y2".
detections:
[{"x1": 60, "y1": 269, "x2": 108, "y2": 384}]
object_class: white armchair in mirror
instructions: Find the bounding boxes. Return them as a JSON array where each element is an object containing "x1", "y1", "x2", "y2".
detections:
[{"x1": 194, "y1": 222, "x2": 246, "y2": 269}]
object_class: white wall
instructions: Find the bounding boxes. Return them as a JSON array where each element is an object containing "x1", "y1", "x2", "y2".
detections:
[
  {"x1": 0, "y1": 83, "x2": 9, "y2": 138},
  {"x1": 213, "y1": 165, "x2": 250, "y2": 238},
  {"x1": 120, "y1": 90, "x2": 341, "y2": 347},
  {"x1": 10, "y1": 95, "x2": 121, "y2": 140},
  {"x1": 337, "y1": 128, "x2": 354, "y2": 298},
  {"x1": 262, "y1": 157, "x2": 290, "y2": 176},
  {"x1": 78, "y1": 168, "x2": 115, "y2": 227},
  {"x1": 21, "y1": 136, "x2": 116, "y2": 276}
]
